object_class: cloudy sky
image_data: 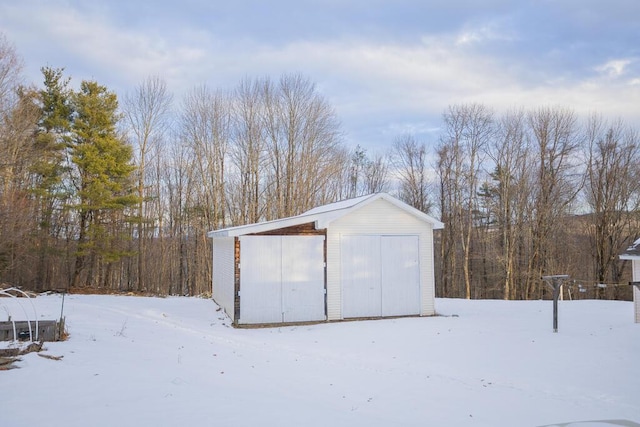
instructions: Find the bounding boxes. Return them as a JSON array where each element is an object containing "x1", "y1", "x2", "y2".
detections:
[{"x1": 1, "y1": 0, "x2": 638, "y2": 151}]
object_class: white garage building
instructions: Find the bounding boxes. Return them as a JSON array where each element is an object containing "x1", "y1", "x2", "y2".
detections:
[
  {"x1": 208, "y1": 193, "x2": 444, "y2": 326},
  {"x1": 619, "y1": 238, "x2": 640, "y2": 323}
]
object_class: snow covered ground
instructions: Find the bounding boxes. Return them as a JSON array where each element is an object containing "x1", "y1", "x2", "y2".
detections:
[{"x1": 1, "y1": 294, "x2": 639, "y2": 427}]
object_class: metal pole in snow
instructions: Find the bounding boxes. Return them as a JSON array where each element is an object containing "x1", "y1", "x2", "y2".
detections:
[
  {"x1": 60, "y1": 291, "x2": 66, "y2": 323},
  {"x1": 542, "y1": 275, "x2": 569, "y2": 333}
]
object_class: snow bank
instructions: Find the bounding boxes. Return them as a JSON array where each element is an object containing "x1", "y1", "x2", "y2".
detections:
[{"x1": 1, "y1": 295, "x2": 638, "y2": 426}]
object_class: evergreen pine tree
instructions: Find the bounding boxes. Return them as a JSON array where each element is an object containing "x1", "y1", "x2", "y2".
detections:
[
  {"x1": 70, "y1": 80, "x2": 138, "y2": 288},
  {"x1": 31, "y1": 68, "x2": 74, "y2": 289}
]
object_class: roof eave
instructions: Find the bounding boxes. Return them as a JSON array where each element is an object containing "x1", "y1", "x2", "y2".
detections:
[{"x1": 209, "y1": 213, "x2": 322, "y2": 238}]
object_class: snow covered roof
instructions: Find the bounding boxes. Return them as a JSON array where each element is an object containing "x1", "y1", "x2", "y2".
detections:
[
  {"x1": 619, "y1": 238, "x2": 640, "y2": 260},
  {"x1": 208, "y1": 192, "x2": 444, "y2": 238},
  {"x1": 302, "y1": 193, "x2": 374, "y2": 215}
]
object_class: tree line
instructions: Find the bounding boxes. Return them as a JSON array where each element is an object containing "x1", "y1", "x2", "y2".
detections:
[
  {"x1": 436, "y1": 104, "x2": 639, "y2": 301},
  {"x1": 0, "y1": 34, "x2": 638, "y2": 299}
]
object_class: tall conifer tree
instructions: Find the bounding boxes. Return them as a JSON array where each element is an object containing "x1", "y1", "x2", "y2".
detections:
[
  {"x1": 32, "y1": 67, "x2": 73, "y2": 288},
  {"x1": 70, "y1": 80, "x2": 137, "y2": 288}
]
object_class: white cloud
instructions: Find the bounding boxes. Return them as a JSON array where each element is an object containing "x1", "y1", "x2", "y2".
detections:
[
  {"x1": 0, "y1": 1, "x2": 213, "y2": 93},
  {"x1": 1, "y1": 1, "x2": 638, "y2": 150},
  {"x1": 50, "y1": 8, "x2": 210, "y2": 85},
  {"x1": 232, "y1": 33, "x2": 640, "y2": 145},
  {"x1": 595, "y1": 58, "x2": 634, "y2": 78},
  {"x1": 454, "y1": 20, "x2": 516, "y2": 47}
]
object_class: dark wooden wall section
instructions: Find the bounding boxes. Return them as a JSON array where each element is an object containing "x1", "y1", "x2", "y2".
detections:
[
  {"x1": 250, "y1": 222, "x2": 326, "y2": 236},
  {"x1": 234, "y1": 237, "x2": 240, "y2": 324}
]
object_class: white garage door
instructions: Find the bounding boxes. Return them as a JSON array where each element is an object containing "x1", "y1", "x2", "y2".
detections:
[
  {"x1": 239, "y1": 235, "x2": 325, "y2": 324},
  {"x1": 341, "y1": 235, "x2": 420, "y2": 318}
]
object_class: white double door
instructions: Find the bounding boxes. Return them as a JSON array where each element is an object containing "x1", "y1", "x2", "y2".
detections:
[
  {"x1": 239, "y1": 235, "x2": 325, "y2": 324},
  {"x1": 341, "y1": 235, "x2": 420, "y2": 318}
]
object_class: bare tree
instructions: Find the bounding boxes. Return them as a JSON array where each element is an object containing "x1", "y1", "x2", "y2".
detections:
[
  {"x1": 343, "y1": 144, "x2": 389, "y2": 197},
  {"x1": 123, "y1": 75, "x2": 173, "y2": 291},
  {"x1": 438, "y1": 103, "x2": 493, "y2": 299},
  {"x1": 230, "y1": 78, "x2": 266, "y2": 224},
  {"x1": 363, "y1": 153, "x2": 389, "y2": 194},
  {"x1": 180, "y1": 85, "x2": 230, "y2": 229},
  {"x1": 227, "y1": 74, "x2": 346, "y2": 223},
  {"x1": 584, "y1": 115, "x2": 640, "y2": 297},
  {"x1": 0, "y1": 33, "x2": 23, "y2": 115},
  {"x1": 316, "y1": 144, "x2": 351, "y2": 203},
  {"x1": 525, "y1": 106, "x2": 582, "y2": 298},
  {"x1": 392, "y1": 134, "x2": 432, "y2": 213},
  {"x1": 0, "y1": 90, "x2": 40, "y2": 285},
  {"x1": 0, "y1": 34, "x2": 26, "y2": 194},
  {"x1": 436, "y1": 129, "x2": 463, "y2": 297},
  {"x1": 347, "y1": 145, "x2": 367, "y2": 198},
  {"x1": 175, "y1": 86, "x2": 231, "y2": 296},
  {"x1": 264, "y1": 73, "x2": 344, "y2": 218},
  {"x1": 0, "y1": 35, "x2": 40, "y2": 287},
  {"x1": 163, "y1": 140, "x2": 192, "y2": 295},
  {"x1": 486, "y1": 109, "x2": 533, "y2": 299}
]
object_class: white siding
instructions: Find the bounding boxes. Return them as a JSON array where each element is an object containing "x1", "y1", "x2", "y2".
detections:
[
  {"x1": 341, "y1": 235, "x2": 382, "y2": 318},
  {"x1": 238, "y1": 235, "x2": 325, "y2": 324},
  {"x1": 634, "y1": 260, "x2": 640, "y2": 323},
  {"x1": 341, "y1": 234, "x2": 420, "y2": 318},
  {"x1": 239, "y1": 236, "x2": 283, "y2": 324},
  {"x1": 281, "y1": 236, "x2": 326, "y2": 322},
  {"x1": 212, "y1": 237, "x2": 236, "y2": 321},
  {"x1": 326, "y1": 198, "x2": 436, "y2": 320},
  {"x1": 381, "y1": 235, "x2": 420, "y2": 317}
]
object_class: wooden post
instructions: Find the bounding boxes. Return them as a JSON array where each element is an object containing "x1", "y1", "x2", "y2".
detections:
[{"x1": 542, "y1": 275, "x2": 569, "y2": 333}]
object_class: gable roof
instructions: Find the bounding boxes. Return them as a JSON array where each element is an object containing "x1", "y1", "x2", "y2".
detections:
[
  {"x1": 619, "y1": 238, "x2": 640, "y2": 260},
  {"x1": 208, "y1": 192, "x2": 444, "y2": 238}
]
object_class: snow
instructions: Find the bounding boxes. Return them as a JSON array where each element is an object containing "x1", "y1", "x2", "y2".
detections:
[{"x1": 1, "y1": 295, "x2": 639, "y2": 426}]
